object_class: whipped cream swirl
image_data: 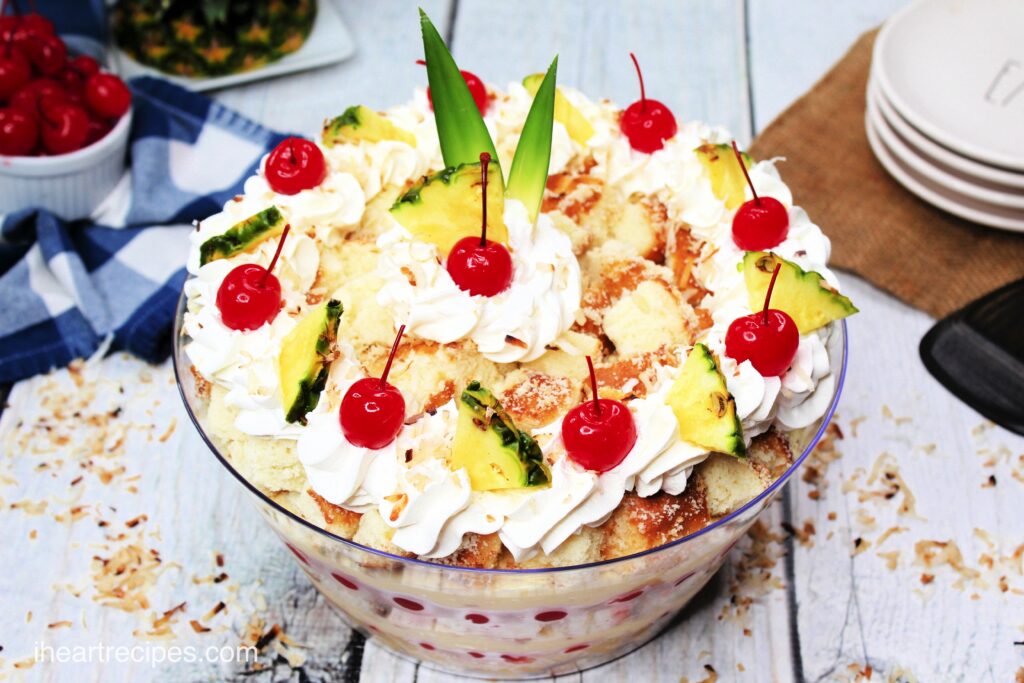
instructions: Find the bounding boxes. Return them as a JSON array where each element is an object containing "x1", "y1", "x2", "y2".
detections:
[
  {"x1": 499, "y1": 361, "x2": 707, "y2": 561},
  {"x1": 296, "y1": 358, "x2": 402, "y2": 509},
  {"x1": 376, "y1": 198, "x2": 582, "y2": 363},
  {"x1": 295, "y1": 358, "x2": 709, "y2": 561},
  {"x1": 692, "y1": 163, "x2": 839, "y2": 441},
  {"x1": 183, "y1": 229, "x2": 320, "y2": 438}
]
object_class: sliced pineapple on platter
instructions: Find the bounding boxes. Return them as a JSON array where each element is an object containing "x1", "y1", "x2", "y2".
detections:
[{"x1": 112, "y1": 0, "x2": 318, "y2": 78}]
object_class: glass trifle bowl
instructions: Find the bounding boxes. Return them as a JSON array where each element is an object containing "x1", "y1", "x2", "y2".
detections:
[{"x1": 173, "y1": 290, "x2": 847, "y2": 679}]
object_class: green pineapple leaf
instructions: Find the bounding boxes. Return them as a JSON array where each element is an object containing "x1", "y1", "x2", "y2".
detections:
[
  {"x1": 419, "y1": 9, "x2": 499, "y2": 171},
  {"x1": 506, "y1": 56, "x2": 557, "y2": 222}
]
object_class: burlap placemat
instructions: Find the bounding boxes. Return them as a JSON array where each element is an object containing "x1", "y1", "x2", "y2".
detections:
[{"x1": 749, "y1": 30, "x2": 1024, "y2": 319}]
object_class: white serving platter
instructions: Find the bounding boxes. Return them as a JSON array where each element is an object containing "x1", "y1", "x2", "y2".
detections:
[
  {"x1": 109, "y1": 0, "x2": 355, "y2": 92},
  {"x1": 873, "y1": 0, "x2": 1024, "y2": 171}
]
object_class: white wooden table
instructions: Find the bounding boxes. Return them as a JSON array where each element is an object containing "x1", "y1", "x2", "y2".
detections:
[{"x1": 3, "y1": 2, "x2": 1023, "y2": 681}]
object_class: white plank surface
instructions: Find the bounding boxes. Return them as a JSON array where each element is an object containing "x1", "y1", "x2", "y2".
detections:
[
  {"x1": 3, "y1": 1, "x2": 1024, "y2": 682},
  {"x1": 747, "y1": 0, "x2": 910, "y2": 131},
  {"x1": 449, "y1": 0, "x2": 753, "y2": 141}
]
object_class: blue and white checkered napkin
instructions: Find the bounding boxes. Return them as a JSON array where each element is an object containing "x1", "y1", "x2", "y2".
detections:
[{"x1": 0, "y1": 77, "x2": 289, "y2": 383}]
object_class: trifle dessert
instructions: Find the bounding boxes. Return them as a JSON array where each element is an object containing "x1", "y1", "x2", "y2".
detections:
[{"x1": 175, "y1": 11, "x2": 856, "y2": 677}]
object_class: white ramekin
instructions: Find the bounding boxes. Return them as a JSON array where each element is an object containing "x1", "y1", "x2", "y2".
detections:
[{"x1": 0, "y1": 107, "x2": 132, "y2": 221}]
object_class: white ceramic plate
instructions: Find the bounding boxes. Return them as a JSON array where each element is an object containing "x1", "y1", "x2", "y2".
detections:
[
  {"x1": 868, "y1": 76, "x2": 1024, "y2": 190},
  {"x1": 867, "y1": 85, "x2": 1024, "y2": 209},
  {"x1": 865, "y1": 114, "x2": 1024, "y2": 232},
  {"x1": 109, "y1": 0, "x2": 355, "y2": 92},
  {"x1": 873, "y1": 0, "x2": 1024, "y2": 171}
]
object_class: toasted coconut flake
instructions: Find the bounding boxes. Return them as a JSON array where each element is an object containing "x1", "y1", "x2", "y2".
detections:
[
  {"x1": 254, "y1": 623, "x2": 281, "y2": 651},
  {"x1": 202, "y1": 601, "x2": 227, "y2": 622},
  {"x1": 125, "y1": 514, "x2": 148, "y2": 528},
  {"x1": 877, "y1": 550, "x2": 900, "y2": 570},
  {"x1": 91, "y1": 533, "x2": 172, "y2": 614},
  {"x1": 876, "y1": 526, "x2": 908, "y2": 548},
  {"x1": 189, "y1": 619, "x2": 211, "y2": 633},
  {"x1": 157, "y1": 418, "x2": 177, "y2": 443}
]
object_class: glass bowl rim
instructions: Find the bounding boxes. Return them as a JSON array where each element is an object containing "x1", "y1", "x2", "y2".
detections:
[{"x1": 172, "y1": 288, "x2": 848, "y2": 575}]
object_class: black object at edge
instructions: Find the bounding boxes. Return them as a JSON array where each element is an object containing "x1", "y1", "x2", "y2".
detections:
[{"x1": 920, "y1": 277, "x2": 1024, "y2": 436}]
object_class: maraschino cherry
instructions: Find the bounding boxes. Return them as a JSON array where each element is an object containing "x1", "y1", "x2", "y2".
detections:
[
  {"x1": 85, "y1": 72, "x2": 131, "y2": 118},
  {"x1": 562, "y1": 356, "x2": 637, "y2": 473},
  {"x1": 446, "y1": 152, "x2": 514, "y2": 297},
  {"x1": 340, "y1": 325, "x2": 407, "y2": 450},
  {"x1": 0, "y1": 15, "x2": 16, "y2": 44},
  {"x1": 68, "y1": 54, "x2": 100, "y2": 78},
  {"x1": 11, "y1": 10, "x2": 53, "y2": 46},
  {"x1": 25, "y1": 32, "x2": 65, "y2": 75},
  {"x1": 216, "y1": 225, "x2": 290, "y2": 331},
  {"x1": 730, "y1": 141, "x2": 789, "y2": 250},
  {"x1": 0, "y1": 39, "x2": 30, "y2": 101},
  {"x1": 620, "y1": 52, "x2": 677, "y2": 153},
  {"x1": 416, "y1": 59, "x2": 489, "y2": 115},
  {"x1": 9, "y1": 77, "x2": 64, "y2": 115},
  {"x1": 38, "y1": 97, "x2": 88, "y2": 154},
  {"x1": 0, "y1": 107, "x2": 37, "y2": 155},
  {"x1": 725, "y1": 262, "x2": 799, "y2": 377},
  {"x1": 264, "y1": 136, "x2": 326, "y2": 196}
]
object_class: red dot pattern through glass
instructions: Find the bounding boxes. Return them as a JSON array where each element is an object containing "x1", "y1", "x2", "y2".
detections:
[{"x1": 280, "y1": 535, "x2": 724, "y2": 677}]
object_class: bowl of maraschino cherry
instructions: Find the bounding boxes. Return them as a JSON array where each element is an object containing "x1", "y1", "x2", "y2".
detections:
[{"x1": 0, "y1": 2, "x2": 133, "y2": 220}]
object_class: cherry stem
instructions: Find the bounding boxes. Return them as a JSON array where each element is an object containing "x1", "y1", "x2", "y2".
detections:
[
  {"x1": 732, "y1": 140, "x2": 760, "y2": 206},
  {"x1": 585, "y1": 355, "x2": 601, "y2": 416},
  {"x1": 379, "y1": 324, "x2": 406, "y2": 388},
  {"x1": 763, "y1": 262, "x2": 781, "y2": 325},
  {"x1": 479, "y1": 151, "x2": 490, "y2": 247},
  {"x1": 629, "y1": 52, "x2": 647, "y2": 113},
  {"x1": 259, "y1": 224, "x2": 290, "y2": 288}
]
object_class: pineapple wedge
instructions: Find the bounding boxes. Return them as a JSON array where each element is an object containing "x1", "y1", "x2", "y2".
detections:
[
  {"x1": 278, "y1": 300, "x2": 342, "y2": 424},
  {"x1": 322, "y1": 105, "x2": 416, "y2": 147},
  {"x1": 695, "y1": 143, "x2": 753, "y2": 210},
  {"x1": 743, "y1": 252, "x2": 858, "y2": 334},
  {"x1": 451, "y1": 382, "x2": 549, "y2": 491},
  {"x1": 522, "y1": 73, "x2": 594, "y2": 145},
  {"x1": 390, "y1": 161, "x2": 507, "y2": 255},
  {"x1": 666, "y1": 343, "x2": 745, "y2": 457},
  {"x1": 199, "y1": 206, "x2": 287, "y2": 266}
]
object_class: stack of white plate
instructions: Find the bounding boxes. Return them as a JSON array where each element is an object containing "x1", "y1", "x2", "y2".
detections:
[{"x1": 868, "y1": 0, "x2": 1024, "y2": 232}]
